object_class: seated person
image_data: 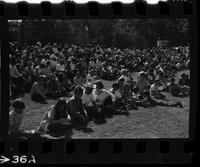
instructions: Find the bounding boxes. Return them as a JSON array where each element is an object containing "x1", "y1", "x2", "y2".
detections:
[
  {"x1": 31, "y1": 75, "x2": 48, "y2": 104},
  {"x1": 82, "y1": 83, "x2": 96, "y2": 121},
  {"x1": 169, "y1": 78, "x2": 189, "y2": 97},
  {"x1": 92, "y1": 80, "x2": 115, "y2": 121},
  {"x1": 136, "y1": 71, "x2": 149, "y2": 97},
  {"x1": 9, "y1": 99, "x2": 26, "y2": 134},
  {"x1": 179, "y1": 73, "x2": 190, "y2": 87},
  {"x1": 117, "y1": 77, "x2": 126, "y2": 98},
  {"x1": 73, "y1": 71, "x2": 85, "y2": 86},
  {"x1": 132, "y1": 87, "x2": 148, "y2": 108},
  {"x1": 118, "y1": 69, "x2": 132, "y2": 84},
  {"x1": 9, "y1": 60, "x2": 27, "y2": 95},
  {"x1": 37, "y1": 98, "x2": 72, "y2": 138},
  {"x1": 46, "y1": 74, "x2": 61, "y2": 99},
  {"x1": 66, "y1": 86, "x2": 88, "y2": 127},
  {"x1": 40, "y1": 61, "x2": 52, "y2": 78},
  {"x1": 143, "y1": 90, "x2": 183, "y2": 108},
  {"x1": 150, "y1": 79, "x2": 166, "y2": 99}
]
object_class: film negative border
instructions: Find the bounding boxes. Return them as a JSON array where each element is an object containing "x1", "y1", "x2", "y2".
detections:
[{"x1": 0, "y1": 0, "x2": 199, "y2": 164}]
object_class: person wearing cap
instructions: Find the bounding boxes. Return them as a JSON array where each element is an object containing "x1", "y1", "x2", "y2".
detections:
[
  {"x1": 66, "y1": 86, "x2": 88, "y2": 126},
  {"x1": 9, "y1": 99, "x2": 26, "y2": 134},
  {"x1": 31, "y1": 75, "x2": 47, "y2": 104},
  {"x1": 150, "y1": 79, "x2": 166, "y2": 99}
]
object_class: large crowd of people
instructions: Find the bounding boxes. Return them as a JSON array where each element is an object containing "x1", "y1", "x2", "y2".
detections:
[{"x1": 9, "y1": 41, "x2": 190, "y2": 139}]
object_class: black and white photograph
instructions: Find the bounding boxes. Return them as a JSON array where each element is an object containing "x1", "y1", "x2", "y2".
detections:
[{"x1": 8, "y1": 19, "x2": 190, "y2": 139}]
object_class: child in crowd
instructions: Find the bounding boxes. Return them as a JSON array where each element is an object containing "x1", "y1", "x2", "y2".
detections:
[
  {"x1": 66, "y1": 86, "x2": 88, "y2": 127},
  {"x1": 31, "y1": 75, "x2": 48, "y2": 104},
  {"x1": 37, "y1": 98, "x2": 72, "y2": 138}
]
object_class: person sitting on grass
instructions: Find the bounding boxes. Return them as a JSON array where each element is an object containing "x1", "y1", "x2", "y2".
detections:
[
  {"x1": 31, "y1": 75, "x2": 48, "y2": 104},
  {"x1": 132, "y1": 86, "x2": 148, "y2": 108},
  {"x1": 135, "y1": 71, "x2": 149, "y2": 97},
  {"x1": 46, "y1": 74, "x2": 61, "y2": 99},
  {"x1": 66, "y1": 85, "x2": 88, "y2": 127},
  {"x1": 82, "y1": 83, "x2": 96, "y2": 121},
  {"x1": 150, "y1": 79, "x2": 166, "y2": 99},
  {"x1": 73, "y1": 71, "x2": 85, "y2": 86},
  {"x1": 178, "y1": 73, "x2": 190, "y2": 87},
  {"x1": 143, "y1": 90, "x2": 183, "y2": 108},
  {"x1": 169, "y1": 78, "x2": 189, "y2": 97},
  {"x1": 92, "y1": 80, "x2": 129, "y2": 122},
  {"x1": 9, "y1": 99, "x2": 26, "y2": 135},
  {"x1": 37, "y1": 98, "x2": 72, "y2": 139},
  {"x1": 118, "y1": 69, "x2": 132, "y2": 85}
]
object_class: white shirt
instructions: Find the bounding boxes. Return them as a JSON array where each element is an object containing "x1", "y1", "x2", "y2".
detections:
[
  {"x1": 56, "y1": 63, "x2": 65, "y2": 71},
  {"x1": 92, "y1": 89, "x2": 115, "y2": 105},
  {"x1": 82, "y1": 91, "x2": 94, "y2": 107}
]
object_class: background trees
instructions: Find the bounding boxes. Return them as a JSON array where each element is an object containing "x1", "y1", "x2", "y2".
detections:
[{"x1": 8, "y1": 19, "x2": 189, "y2": 49}]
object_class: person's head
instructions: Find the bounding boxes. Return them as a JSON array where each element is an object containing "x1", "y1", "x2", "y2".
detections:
[
  {"x1": 138, "y1": 71, "x2": 146, "y2": 80},
  {"x1": 133, "y1": 86, "x2": 139, "y2": 94},
  {"x1": 85, "y1": 83, "x2": 93, "y2": 94},
  {"x1": 53, "y1": 98, "x2": 67, "y2": 120},
  {"x1": 112, "y1": 83, "x2": 119, "y2": 91},
  {"x1": 74, "y1": 85, "x2": 84, "y2": 99},
  {"x1": 121, "y1": 69, "x2": 128, "y2": 76},
  {"x1": 12, "y1": 99, "x2": 25, "y2": 114},
  {"x1": 94, "y1": 80, "x2": 104, "y2": 91}
]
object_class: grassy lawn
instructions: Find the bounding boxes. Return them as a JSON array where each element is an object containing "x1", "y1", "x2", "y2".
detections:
[{"x1": 20, "y1": 70, "x2": 190, "y2": 138}]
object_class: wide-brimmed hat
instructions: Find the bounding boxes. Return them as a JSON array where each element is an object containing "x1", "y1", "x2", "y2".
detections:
[{"x1": 138, "y1": 71, "x2": 147, "y2": 76}]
